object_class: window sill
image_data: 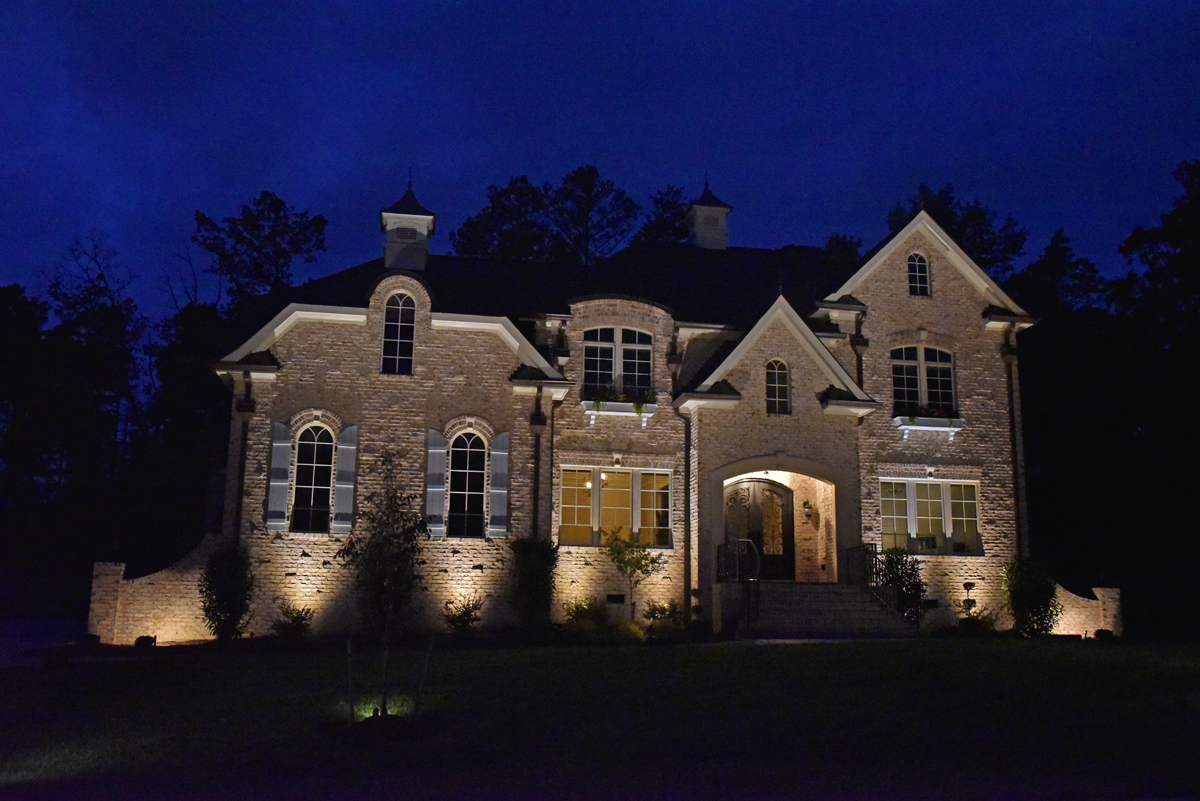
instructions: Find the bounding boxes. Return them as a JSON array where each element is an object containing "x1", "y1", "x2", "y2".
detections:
[
  {"x1": 581, "y1": 402, "x2": 657, "y2": 428},
  {"x1": 893, "y1": 416, "x2": 965, "y2": 442}
]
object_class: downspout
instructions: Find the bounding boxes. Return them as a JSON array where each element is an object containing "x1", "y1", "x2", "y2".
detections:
[
  {"x1": 529, "y1": 387, "x2": 547, "y2": 538},
  {"x1": 232, "y1": 373, "x2": 255, "y2": 544},
  {"x1": 675, "y1": 406, "x2": 693, "y2": 620},
  {"x1": 1003, "y1": 325, "x2": 1028, "y2": 557}
]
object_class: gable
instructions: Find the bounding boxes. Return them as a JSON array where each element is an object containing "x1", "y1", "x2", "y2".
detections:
[
  {"x1": 826, "y1": 211, "x2": 1029, "y2": 316},
  {"x1": 696, "y1": 296, "x2": 871, "y2": 401}
]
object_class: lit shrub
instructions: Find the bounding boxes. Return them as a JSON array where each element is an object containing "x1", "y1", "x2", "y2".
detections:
[
  {"x1": 1001, "y1": 558, "x2": 1063, "y2": 637},
  {"x1": 271, "y1": 599, "x2": 315, "y2": 640},
  {"x1": 198, "y1": 544, "x2": 255, "y2": 641}
]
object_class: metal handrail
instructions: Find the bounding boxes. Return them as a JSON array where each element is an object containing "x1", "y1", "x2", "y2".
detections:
[
  {"x1": 846, "y1": 544, "x2": 899, "y2": 615},
  {"x1": 716, "y1": 538, "x2": 761, "y2": 583}
]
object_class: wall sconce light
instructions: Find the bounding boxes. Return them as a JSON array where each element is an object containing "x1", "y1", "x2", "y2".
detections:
[{"x1": 802, "y1": 500, "x2": 813, "y2": 520}]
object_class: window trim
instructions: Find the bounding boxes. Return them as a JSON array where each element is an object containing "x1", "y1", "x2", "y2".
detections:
[
  {"x1": 890, "y1": 346, "x2": 957, "y2": 418},
  {"x1": 381, "y1": 293, "x2": 416, "y2": 376},
  {"x1": 878, "y1": 478, "x2": 981, "y2": 555},
  {"x1": 766, "y1": 359, "x2": 790, "y2": 415},
  {"x1": 581, "y1": 326, "x2": 655, "y2": 403},
  {"x1": 907, "y1": 253, "x2": 930, "y2": 297},
  {"x1": 290, "y1": 423, "x2": 336, "y2": 534},
  {"x1": 446, "y1": 430, "x2": 488, "y2": 539},
  {"x1": 558, "y1": 466, "x2": 672, "y2": 548}
]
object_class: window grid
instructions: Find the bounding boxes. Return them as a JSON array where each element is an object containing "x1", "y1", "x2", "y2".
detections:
[
  {"x1": 447, "y1": 432, "x2": 486, "y2": 538},
  {"x1": 879, "y1": 481, "x2": 909, "y2": 551},
  {"x1": 890, "y1": 346, "x2": 955, "y2": 416},
  {"x1": 908, "y1": 253, "x2": 930, "y2": 296},
  {"x1": 559, "y1": 468, "x2": 593, "y2": 546},
  {"x1": 766, "y1": 360, "x2": 790, "y2": 415},
  {"x1": 879, "y1": 479, "x2": 981, "y2": 555},
  {"x1": 381, "y1": 294, "x2": 415, "y2": 375},
  {"x1": 292, "y1": 426, "x2": 334, "y2": 533},
  {"x1": 560, "y1": 467, "x2": 671, "y2": 547},
  {"x1": 582, "y1": 327, "x2": 653, "y2": 400}
]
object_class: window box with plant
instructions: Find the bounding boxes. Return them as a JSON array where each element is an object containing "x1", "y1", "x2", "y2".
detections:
[{"x1": 581, "y1": 387, "x2": 658, "y2": 427}]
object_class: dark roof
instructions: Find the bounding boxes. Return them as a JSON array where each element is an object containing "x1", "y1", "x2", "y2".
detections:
[
  {"x1": 691, "y1": 184, "x2": 732, "y2": 210},
  {"x1": 297, "y1": 242, "x2": 845, "y2": 327},
  {"x1": 381, "y1": 184, "x2": 434, "y2": 218},
  {"x1": 286, "y1": 240, "x2": 851, "y2": 331}
]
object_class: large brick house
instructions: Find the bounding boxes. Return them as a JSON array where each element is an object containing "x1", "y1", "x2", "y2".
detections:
[{"x1": 88, "y1": 183, "x2": 1121, "y2": 643}]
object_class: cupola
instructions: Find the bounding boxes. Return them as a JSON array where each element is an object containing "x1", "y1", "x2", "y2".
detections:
[
  {"x1": 685, "y1": 183, "x2": 732, "y2": 250},
  {"x1": 380, "y1": 181, "x2": 436, "y2": 271}
]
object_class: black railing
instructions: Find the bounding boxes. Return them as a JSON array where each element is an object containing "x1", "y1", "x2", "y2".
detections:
[
  {"x1": 845, "y1": 544, "x2": 899, "y2": 616},
  {"x1": 717, "y1": 538, "x2": 760, "y2": 583},
  {"x1": 716, "y1": 538, "x2": 761, "y2": 629}
]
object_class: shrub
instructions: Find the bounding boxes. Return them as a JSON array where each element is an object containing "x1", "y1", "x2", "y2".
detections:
[
  {"x1": 614, "y1": 619, "x2": 646, "y2": 643},
  {"x1": 880, "y1": 548, "x2": 925, "y2": 624},
  {"x1": 1001, "y1": 558, "x2": 1063, "y2": 637},
  {"x1": 643, "y1": 598, "x2": 682, "y2": 624},
  {"x1": 198, "y1": 544, "x2": 255, "y2": 641},
  {"x1": 509, "y1": 535, "x2": 558, "y2": 630},
  {"x1": 271, "y1": 599, "x2": 315, "y2": 640},
  {"x1": 563, "y1": 596, "x2": 608, "y2": 626},
  {"x1": 442, "y1": 593, "x2": 485, "y2": 636}
]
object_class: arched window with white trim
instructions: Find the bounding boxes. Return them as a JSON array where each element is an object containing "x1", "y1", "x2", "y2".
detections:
[
  {"x1": 907, "y1": 253, "x2": 930, "y2": 296},
  {"x1": 766, "y1": 359, "x2": 790, "y2": 415},
  {"x1": 447, "y1": 432, "x2": 487, "y2": 538},
  {"x1": 292, "y1": 425, "x2": 335, "y2": 533},
  {"x1": 382, "y1": 294, "x2": 416, "y2": 375}
]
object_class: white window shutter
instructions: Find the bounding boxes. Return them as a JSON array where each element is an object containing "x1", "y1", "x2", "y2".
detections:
[
  {"x1": 331, "y1": 425, "x2": 358, "y2": 533},
  {"x1": 266, "y1": 422, "x2": 291, "y2": 531},
  {"x1": 488, "y1": 431, "x2": 510, "y2": 538},
  {"x1": 426, "y1": 429, "x2": 448, "y2": 537}
]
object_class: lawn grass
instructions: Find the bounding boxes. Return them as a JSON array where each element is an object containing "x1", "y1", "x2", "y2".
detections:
[{"x1": 2, "y1": 636, "x2": 1198, "y2": 799}]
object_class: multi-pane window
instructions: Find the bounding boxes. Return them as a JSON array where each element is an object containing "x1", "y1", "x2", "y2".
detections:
[
  {"x1": 880, "y1": 481, "x2": 909, "y2": 551},
  {"x1": 891, "y1": 346, "x2": 955, "y2": 416},
  {"x1": 908, "y1": 253, "x2": 930, "y2": 296},
  {"x1": 639, "y1": 473, "x2": 671, "y2": 546},
  {"x1": 582, "y1": 327, "x2": 653, "y2": 400},
  {"x1": 447, "y1": 432, "x2": 486, "y2": 538},
  {"x1": 292, "y1": 426, "x2": 334, "y2": 533},
  {"x1": 766, "y1": 360, "x2": 790, "y2": 415},
  {"x1": 382, "y1": 294, "x2": 416, "y2": 375},
  {"x1": 559, "y1": 467, "x2": 670, "y2": 547},
  {"x1": 878, "y1": 480, "x2": 981, "y2": 554}
]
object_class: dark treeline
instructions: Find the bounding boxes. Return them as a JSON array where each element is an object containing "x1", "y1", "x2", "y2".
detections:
[{"x1": 2, "y1": 165, "x2": 1196, "y2": 637}]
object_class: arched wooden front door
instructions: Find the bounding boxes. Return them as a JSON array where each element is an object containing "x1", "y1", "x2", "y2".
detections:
[{"x1": 724, "y1": 478, "x2": 795, "y2": 581}]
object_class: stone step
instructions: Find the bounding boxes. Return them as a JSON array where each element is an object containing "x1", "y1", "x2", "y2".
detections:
[{"x1": 735, "y1": 582, "x2": 917, "y2": 638}]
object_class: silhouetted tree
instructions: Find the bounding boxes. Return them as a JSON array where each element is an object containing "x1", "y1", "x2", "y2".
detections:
[
  {"x1": 819, "y1": 233, "x2": 863, "y2": 272},
  {"x1": 451, "y1": 166, "x2": 640, "y2": 267},
  {"x1": 1003, "y1": 229, "x2": 1106, "y2": 318},
  {"x1": 631, "y1": 185, "x2": 690, "y2": 245},
  {"x1": 887, "y1": 184, "x2": 1028, "y2": 280},
  {"x1": 193, "y1": 191, "x2": 327, "y2": 307}
]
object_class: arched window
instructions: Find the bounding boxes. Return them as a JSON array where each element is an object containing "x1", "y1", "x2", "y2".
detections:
[
  {"x1": 382, "y1": 294, "x2": 416, "y2": 375},
  {"x1": 907, "y1": 253, "x2": 930, "y2": 296},
  {"x1": 447, "y1": 432, "x2": 487, "y2": 538},
  {"x1": 292, "y1": 425, "x2": 335, "y2": 532},
  {"x1": 766, "y1": 360, "x2": 790, "y2": 414},
  {"x1": 891, "y1": 346, "x2": 955, "y2": 416},
  {"x1": 582, "y1": 327, "x2": 653, "y2": 401}
]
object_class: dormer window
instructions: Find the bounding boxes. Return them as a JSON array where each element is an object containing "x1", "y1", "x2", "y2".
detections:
[
  {"x1": 908, "y1": 253, "x2": 930, "y2": 296},
  {"x1": 382, "y1": 294, "x2": 416, "y2": 375},
  {"x1": 583, "y1": 327, "x2": 653, "y2": 401}
]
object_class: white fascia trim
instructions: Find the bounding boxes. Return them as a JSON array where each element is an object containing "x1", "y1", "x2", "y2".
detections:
[
  {"x1": 825, "y1": 211, "x2": 1029, "y2": 317},
  {"x1": 431, "y1": 313, "x2": 563, "y2": 379},
  {"x1": 695, "y1": 296, "x2": 871, "y2": 401},
  {"x1": 676, "y1": 397, "x2": 741, "y2": 415},
  {"x1": 223, "y1": 304, "x2": 368, "y2": 362}
]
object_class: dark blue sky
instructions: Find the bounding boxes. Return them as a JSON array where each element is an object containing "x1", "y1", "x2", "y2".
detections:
[{"x1": 3, "y1": 1, "x2": 1197, "y2": 317}]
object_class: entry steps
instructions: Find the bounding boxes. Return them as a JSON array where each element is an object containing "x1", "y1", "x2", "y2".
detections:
[{"x1": 733, "y1": 581, "x2": 918, "y2": 639}]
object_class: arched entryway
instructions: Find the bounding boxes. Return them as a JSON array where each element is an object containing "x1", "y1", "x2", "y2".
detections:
[
  {"x1": 724, "y1": 478, "x2": 794, "y2": 580},
  {"x1": 721, "y1": 469, "x2": 837, "y2": 582}
]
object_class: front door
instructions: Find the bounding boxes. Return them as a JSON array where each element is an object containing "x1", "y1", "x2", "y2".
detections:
[{"x1": 724, "y1": 479, "x2": 795, "y2": 580}]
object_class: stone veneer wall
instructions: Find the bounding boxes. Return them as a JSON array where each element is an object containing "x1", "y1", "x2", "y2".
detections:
[{"x1": 1053, "y1": 585, "x2": 1122, "y2": 636}]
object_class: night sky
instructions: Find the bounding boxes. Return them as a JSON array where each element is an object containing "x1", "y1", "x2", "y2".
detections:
[{"x1": 3, "y1": 1, "x2": 1197, "y2": 317}]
